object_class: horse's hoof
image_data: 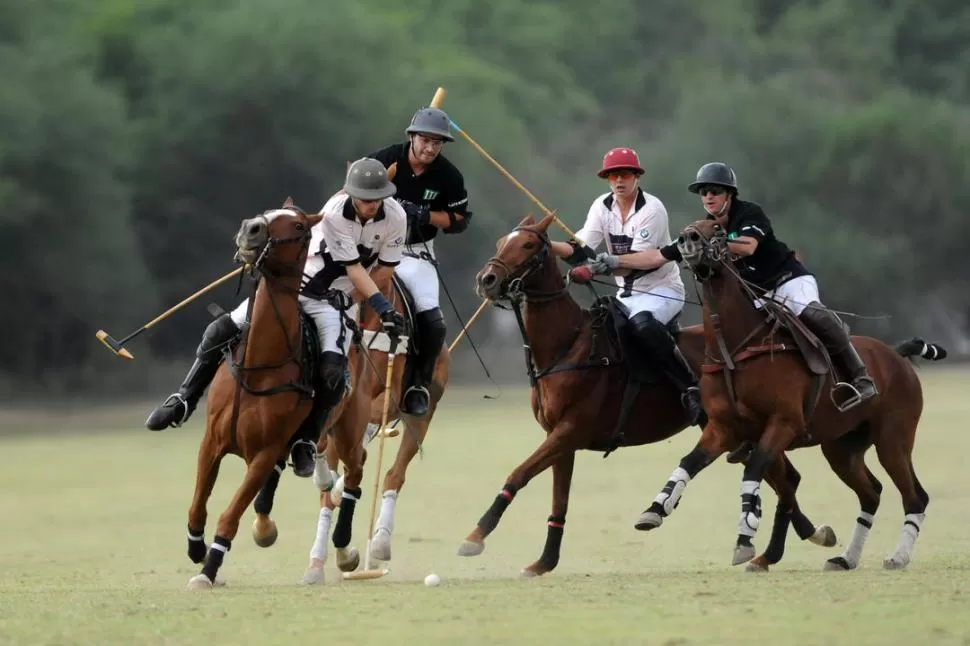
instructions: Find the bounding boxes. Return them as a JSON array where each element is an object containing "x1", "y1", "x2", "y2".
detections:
[
  {"x1": 313, "y1": 463, "x2": 336, "y2": 492},
  {"x1": 744, "y1": 561, "x2": 769, "y2": 573},
  {"x1": 251, "y1": 517, "x2": 278, "y2": 548},
  {"x1": 732, "y1": 544, "x2": 756, "y2": 566},
  {"x1": 883, "y1": 554, "x2": 910, "y2": 570},
  {"x1": 520, "y1": 561, "x2": 549, "y2": 578},
  {"x1": 809, "y1": 524, "x2": 838, "y2": 548},
  {"x1": 823, "y1": 556, "x2": 855, "y2": 571},
  {"x1": 186, "y1": 574, "x2": 214, "y2": 591},
  {"x1": 634, "y1": 511, "x2": 663, "y2": 531},
  {"x1": 301, "y1": 565, "x2": 324, "y2": 585},
  {"x1": 457, "y1": 540, "x2": 484, "y2": 557},
  {"x1": 336, "y1": 547, "x2": 360, "y2": 572},
  {"x1": 370, "y1": 529, "x2": 392, "y2": 562},
  {"x1": 330, "y1": 476, "x2": 345, "y2": 503}
]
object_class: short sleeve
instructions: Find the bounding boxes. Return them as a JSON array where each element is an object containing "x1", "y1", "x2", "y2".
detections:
[{"x1": 630, "y1": 199, "x2": 671, "y2": 252}]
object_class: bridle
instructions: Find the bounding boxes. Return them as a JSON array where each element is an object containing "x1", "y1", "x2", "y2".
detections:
[{"x1": 482, "y1": 226, "x2": 567, "y2": 304}]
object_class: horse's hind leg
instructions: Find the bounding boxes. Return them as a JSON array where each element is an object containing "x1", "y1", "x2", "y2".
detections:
[
  {"x1": 187, "y1": 448, "x2": 279, "y2": 590},
  {"x1": 748, "y1": 454, "x2": 837, "y2": 572},
  {"x1": 874, "y1": 420, "x2": 929, "y2": 570},
  {"x1": 301, "y1": 440, "x2": 340, "y2": 585},
  {"x1": 331, "y1": 423, "x2": 365, "y2": 573},
  {"x1": 187, "y1": 432, "x2": 226, "y2": 565},
  {"x1": 521, "y1": 451, "x2": 575, "y2": 578},
  {"x1": 251, "y1": 459, "x2": 286, "y2": 548},
  {"x1": 820, "y1": 434, "x2": 882, "y2": 571}
]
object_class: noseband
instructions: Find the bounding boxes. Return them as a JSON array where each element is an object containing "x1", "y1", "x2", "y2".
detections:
[{"x1": 484, "y1": 226, "x2": 564, "y2": 303}]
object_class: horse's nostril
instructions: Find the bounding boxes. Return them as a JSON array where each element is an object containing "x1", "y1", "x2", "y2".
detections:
[
  {"x1": 482, "y1": 273, "x2": 497, "y2": 287},
  {"x1": 689, "y1": 231, "x2": 701, "y2": 242},
  {"x1": 248, "y1": 223, "x2": 263, "y2": 236}
]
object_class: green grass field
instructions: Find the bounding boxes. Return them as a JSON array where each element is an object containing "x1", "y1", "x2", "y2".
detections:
[{"x1": 1, "y1": 367, "x2": 969, "y2": 645}]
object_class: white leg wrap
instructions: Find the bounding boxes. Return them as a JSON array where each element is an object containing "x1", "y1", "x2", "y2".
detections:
[
  {"x1": 738, "y1": 480, "x2": 761, "y2": 537},
  {"x1": 375, "y1": 490, "x2": 398, "y2": 534},
  {"x1": 309, "y1": 507, "x2": 333, "y2": 562},
  {"x1": 653, "y1": 467, "x2": 691, "y2": 515},
  {"x1": 892, "y1": 512, "x2": 925, "y2": 561},
  {"x1": 840, "y1": 511, "x2": 874, "y2": 567}
]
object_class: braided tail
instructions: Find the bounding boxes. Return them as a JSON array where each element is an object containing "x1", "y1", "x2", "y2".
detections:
[{"x1": 894, "y1": 337, "x2": 948, "y2": 361}]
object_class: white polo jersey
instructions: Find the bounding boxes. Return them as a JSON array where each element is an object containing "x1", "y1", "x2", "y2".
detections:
[
  {"x1": 575, "y1": 188, "x2": 685, "y2": 298},
  {"x1": 301, "y1": 192, "x2": 407, "y2": 299}
]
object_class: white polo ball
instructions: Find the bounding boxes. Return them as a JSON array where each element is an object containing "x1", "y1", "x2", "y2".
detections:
[{"x1": 424, "y1": 573, "x2": 440, "y2": 587}]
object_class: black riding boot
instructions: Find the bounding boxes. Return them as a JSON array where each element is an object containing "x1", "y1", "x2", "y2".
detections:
[
  {"x1": 629, "y1": 312, "x2": 705, "y2": 427},
  {"x1": 145, "y1": 314, "x2": 240, "y2": 431},
  {"x1": 401, "y1": 308, "x2": 447, "y2": 417},
  {"x1": 290, "y1": 351, "x2": 346, "y2": 477},
  {"x1": 799, "y1": 302, "x2": 878, "y2": 410}
]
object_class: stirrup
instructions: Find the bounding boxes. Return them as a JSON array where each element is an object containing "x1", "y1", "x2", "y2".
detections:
[
  {"x1": 830, "y1": 377, "x2": 877, "y2": 413},
  {"x1": 289, "y1": 439, "x2": 318, "y2": 476},
  {"x1": 402, "y1": 385, "x2": 430, "y2": 415}
]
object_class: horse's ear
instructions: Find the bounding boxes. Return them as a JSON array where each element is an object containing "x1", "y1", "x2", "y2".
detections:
[
  {"x1": 537, "y1": 213, "x2": 556, "y2": 232},
  {"x1": 517, "y1": 214, "x2": 536, "y2": 227},
  {"x1": 307, "y1": 213, "x2": 323, "y2": 227},
  {"x1": 282, "y1": 196, "x2": 294, "y2": 208}
]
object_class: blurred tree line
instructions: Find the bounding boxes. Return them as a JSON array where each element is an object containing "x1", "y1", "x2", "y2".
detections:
[{"x1": 2, "y1": 0, "x2": 968, "y2": 398}]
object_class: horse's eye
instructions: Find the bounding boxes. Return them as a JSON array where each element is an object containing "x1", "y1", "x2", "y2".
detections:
[
  {"x1": 523, "y1": 242, "x2": 536, "y2": 250},
  {"x1": 295, "y1": 222, "x2": 305, "y2": 231}
]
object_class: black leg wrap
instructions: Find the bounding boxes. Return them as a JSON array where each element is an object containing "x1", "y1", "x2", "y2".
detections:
[
  {"x1": 200, "y1": 535, "x2": 231, "y2": 582},
  {"x1": 253, "y1": 460, "x2": 285, "y2": 515},
  {"x1": 742, "y1": 447, "x2": 774, "y2": 482},
  {"x1": 477, "y1": 484, "x2": 516, "y2": 535},
  {"x1": 763, "y1": 503, "x2": 793, "y2": 564},
  {"x1": 187, "y1": 525, "x2": 206, "y2": 564},
  {"x1": 537, "y1": 516, "x2": 565, "y2": 570},
  {"x1": 679, "y1": 445, "x2": 714, "y2": 478},
  {"x1": 790, "y1": 503, "x2": 817, "y2": 540},
  {"x1": 331, "y1": 486, "x2": 361, "y2": 549}
]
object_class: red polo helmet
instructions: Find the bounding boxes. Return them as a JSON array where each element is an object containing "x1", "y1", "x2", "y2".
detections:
[{"x1": 597, "y1": 147, "x2": 645, "y2": 178}]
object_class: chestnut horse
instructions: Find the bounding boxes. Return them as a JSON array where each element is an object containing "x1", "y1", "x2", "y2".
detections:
[
  {"x1": 245, "y1": 276, "x2": 450, "y2": 584},
  {"x1": 636, "y1": 218, "x2": 946, "y2": 570},
  {"x1": 185, "y1": 201, "x2": 324, "y2": 590},
  {"x1": 460, "y1": 214, "x2": 836, "y2": 576}
]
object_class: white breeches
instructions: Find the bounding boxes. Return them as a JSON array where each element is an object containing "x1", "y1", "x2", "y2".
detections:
[
  {"x1": 618, "y1": 285, "x2": 685, "y2": 325},
  {"x1": 757, "y1": 275, "x2": 820, "y2": 316},
  {"x1": 230, "y1": 296, "x2": 358, "y2": 355},
  {"x1": 395, "y1": 254, "x2": 439, "y2": 313}
]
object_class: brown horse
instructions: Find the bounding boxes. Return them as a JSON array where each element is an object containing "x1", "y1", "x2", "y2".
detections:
[
  {"x1": 244, "y1": 275, "x2": 450, "y2": 584},
  {"x1": 635, "y1": 218, "x2": 946, "y2": 570},
  {"x1": 185, "y1": 200, "x2": 323, "y2": 590},
  {"x1": 299, "y1": 280, "x2": 450, "y2": 583},
  {"x1": 460, "y1": 214, "x2": 836, "y2": 576}
]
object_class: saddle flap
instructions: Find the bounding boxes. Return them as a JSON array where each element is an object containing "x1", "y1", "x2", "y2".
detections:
[
  {"x1": 594, "y1": 296, "x2": 665, "y2": 384},
  {"x1": 391, "y1": 274, "x2": 419, "y2": 351},
  {"x1": 765, "y1": 302, "x2": 829, "y2": 375}
]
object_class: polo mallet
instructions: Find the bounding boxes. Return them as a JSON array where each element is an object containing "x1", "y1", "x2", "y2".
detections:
[
  {"x1": 95, "y1": 266, "x2": 246, "y2": 360},
  {"x1": 343, "y1": 335, "x2": 400, "y2": 581},
  {"x1": 386, "y1": 87, "x2": 447, "y2": 182}
]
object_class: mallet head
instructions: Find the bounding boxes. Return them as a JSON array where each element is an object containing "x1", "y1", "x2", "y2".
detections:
[{"x1": 95, "y1": 330, "x2": 134, "y2": 360}]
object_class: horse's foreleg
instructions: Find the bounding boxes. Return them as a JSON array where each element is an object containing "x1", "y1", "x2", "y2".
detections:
[
  {"x1": 521, "y1": 451, "x2": 575, "y2": 577},
  {"x1": 634, "y1": 422, "x2": 729, "y2": 531},
  {"x1": 186, "y1": 433, "x2": 226, "y2": 565},
  {"x1": 331, "y1": 432, "x2": 364, "y2": 573},
  {"x1": 458, "y1": 428, "x2": 574, "y2": 558},
  {"x1": 187, "y1": 449, "x2": 278, "y2": 590},
  {"x1": 370, "y1": 415, "x2": 431, "y2": 562},
  {"x1": 732, "y1": 418, "x2": 798, "y2": 566},
  {"x1": 251, "y1": 459, "x2": 286, "y2": 548},
  {"x1": 301, "y1": 489, "x2": 335, "y2": 585}
]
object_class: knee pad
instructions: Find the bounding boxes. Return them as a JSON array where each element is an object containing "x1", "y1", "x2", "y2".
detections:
[
  {"x1": 417, "y1": 308, "x2": 446, "y2": 333},
  {"x1": 197, "y1": 313, "x2": 240, "y2": 357},
  {"x1": 319, "y1": 351, "x2": 347, "y2": 392}
]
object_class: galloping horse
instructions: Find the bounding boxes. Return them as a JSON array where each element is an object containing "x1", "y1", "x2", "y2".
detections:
[
  {"x1": 636, "y1": 218, "x2": 946, "y2": 570},
  {"x1": 185, "y1": 200, "x2": 323, "y2": 590},
  {"x1": 245, "y1": 274, "x2": 450, "y2": 583},
  {"x1": 460, "y1": 214, "x2": 836, "y2": 576}
]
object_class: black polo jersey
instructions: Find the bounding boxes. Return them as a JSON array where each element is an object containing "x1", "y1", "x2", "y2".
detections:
[
  {"x1": 711, "y1": 198, "x2": 809, "y2": 290},
  {"x1": 368, "y1": 142, "x2": 470, "y2": 246}
]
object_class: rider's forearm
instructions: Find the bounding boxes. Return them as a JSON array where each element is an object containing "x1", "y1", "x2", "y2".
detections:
[
  {"x1": 617, "y1": 249, "x2": 669, "y2": 270},
  {"x1": 346, "y1": 263, "x2": 381, "y2": 300}
]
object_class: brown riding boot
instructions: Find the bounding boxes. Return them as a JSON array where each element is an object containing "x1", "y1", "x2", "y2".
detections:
[{"x1": 798, "y1": 303, "x2": 878, "y2": 411}]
